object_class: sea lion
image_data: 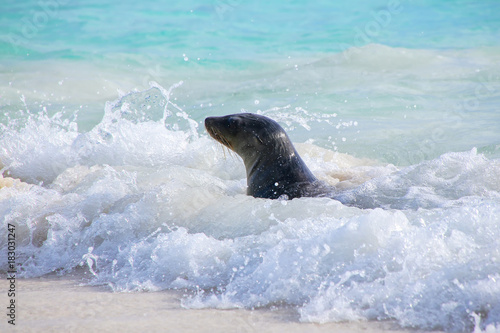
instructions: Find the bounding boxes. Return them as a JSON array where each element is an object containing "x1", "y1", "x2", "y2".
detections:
[{"x1": 205, "y1": 113, "x2": 331, "y2": 199}]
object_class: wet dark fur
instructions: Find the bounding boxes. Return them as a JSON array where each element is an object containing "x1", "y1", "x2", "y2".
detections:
[{"x1": 205, "y1": 113, "x2": 330, "y2": 199}]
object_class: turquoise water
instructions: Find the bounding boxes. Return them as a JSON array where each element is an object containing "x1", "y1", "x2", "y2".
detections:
[
  {"x1": 2, "y1": 0, "x2": 500, "y2": 59},
  {"x1": 1, "y1": 0, "x2": 500, "y2": 161},
  {"x1": 1, "y1": 1, "x2": 500, "y2": 332}
]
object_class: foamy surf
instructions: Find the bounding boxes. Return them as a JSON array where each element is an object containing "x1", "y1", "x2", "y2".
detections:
[{"x1": 1, "y1": 81, "x2": 499, "y2": 332}]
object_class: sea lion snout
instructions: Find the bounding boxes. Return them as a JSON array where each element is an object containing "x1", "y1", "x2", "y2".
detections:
[
  {"x1": 204, "y1": 116, "x2": 218, "y2": 130},
  {"x1": 205, "y1": 116, "x2": 235, "y2": 151}
]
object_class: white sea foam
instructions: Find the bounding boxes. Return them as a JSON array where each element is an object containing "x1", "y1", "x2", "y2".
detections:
[{"x1": 1, "y1": 74, "x2": 499, "y2": 332}]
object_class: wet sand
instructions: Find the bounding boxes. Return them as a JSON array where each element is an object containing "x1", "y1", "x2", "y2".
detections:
[{"x1": 0, "y1": 274, "x2": 436, "y2": 333}]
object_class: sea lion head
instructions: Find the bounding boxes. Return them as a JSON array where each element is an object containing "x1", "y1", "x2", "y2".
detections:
[
  {"x1": 205, "y1": 113, "x2": 319, "y2": 199},
  {"x1": 205, "y1": 113, "x2": 290, "y2": 158}
]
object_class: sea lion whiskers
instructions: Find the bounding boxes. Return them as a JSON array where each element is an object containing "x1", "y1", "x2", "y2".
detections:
[
  {"x1": 207, "y1": 125, "x2": 234, "y2": 150},
  {"x1": 219, "y1": 139, "x2": 238, "y2": 160},
  {"x1": 206, "y1": 123, "x2": 237, "y2": 160}
]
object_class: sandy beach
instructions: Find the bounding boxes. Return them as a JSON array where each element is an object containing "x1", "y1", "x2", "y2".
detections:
[{"x1": 0, "y1": 272, "x2": 437, "y2": 333}]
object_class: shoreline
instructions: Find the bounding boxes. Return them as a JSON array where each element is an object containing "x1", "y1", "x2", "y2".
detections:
[{"x1": 0, "y1": 273, "x2": 439, "y2": 333}]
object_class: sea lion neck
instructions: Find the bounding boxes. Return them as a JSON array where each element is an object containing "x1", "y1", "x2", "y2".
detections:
[{"x1": 245, "y1": 145, "x2": 317, "y2": 199}]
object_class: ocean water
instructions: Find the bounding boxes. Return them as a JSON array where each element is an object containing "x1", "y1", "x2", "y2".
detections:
[{"x1": 1, "y1": 0, "x2": 500, "y2": 332}]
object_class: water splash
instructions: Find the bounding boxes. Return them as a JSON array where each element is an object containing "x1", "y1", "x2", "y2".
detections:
[{"x1": 0, "y1": 81, "x2": 499, "y2": 332}]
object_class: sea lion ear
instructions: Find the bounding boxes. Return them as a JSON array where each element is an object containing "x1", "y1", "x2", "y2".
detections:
[{"x1": 254, "y1": 133, "x2": 265, "y2": 145}]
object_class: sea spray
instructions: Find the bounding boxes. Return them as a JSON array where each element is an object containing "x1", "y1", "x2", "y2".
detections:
[{"x1": 1, "y1": 82, "x2": 499, "y2": 332}]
